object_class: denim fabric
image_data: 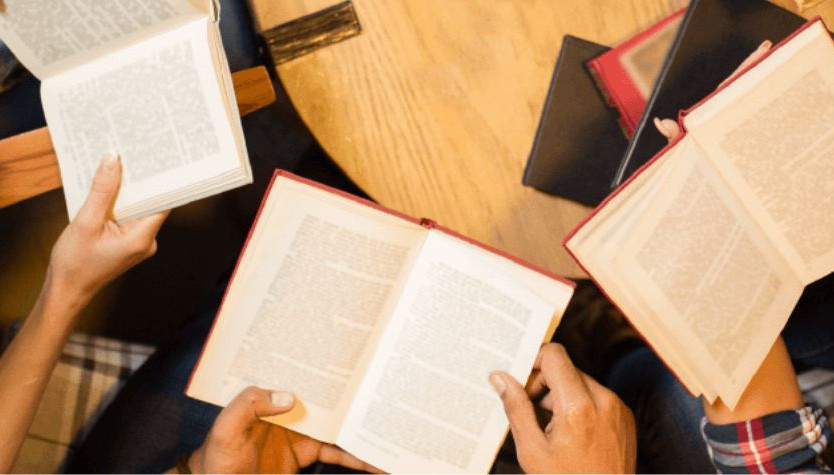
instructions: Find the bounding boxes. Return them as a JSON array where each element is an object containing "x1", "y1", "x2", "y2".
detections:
[
  {"x1": 784, "y1": 274, "x2": 834, "y2": 371},
  {"x1": 606, "y1": 347, "x2": 714, "y2": 473}
]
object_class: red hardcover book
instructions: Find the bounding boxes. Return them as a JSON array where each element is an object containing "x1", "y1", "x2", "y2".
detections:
[
  {"x1": 587, "y1": 8, "x2": 686, "y2": 137},
  {"x1": 186, "y1": 170, "x2": 575, "y2": 473},
  {"x1": 565, "y1": 18, "x2": 834, "y2": 408}
]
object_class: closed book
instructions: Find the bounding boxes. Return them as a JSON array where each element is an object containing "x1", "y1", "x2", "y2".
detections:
[
  {"x1": 523, "y1": 36, "x2": 627, "y2": 206},
  {"x1": 587, "y1": 8, "x2": 686, "y2": 138},
  {"x1": 612, "y1": 0, "x2": 806, "y2": 188}
]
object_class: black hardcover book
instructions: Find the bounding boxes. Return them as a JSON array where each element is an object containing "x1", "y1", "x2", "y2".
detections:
[
  {"x1": 522, "y1": 36, "x2": 628, "y2": 207},
  {"x1": 611, "y1": 0, "x2": 806, "y2": 188}
]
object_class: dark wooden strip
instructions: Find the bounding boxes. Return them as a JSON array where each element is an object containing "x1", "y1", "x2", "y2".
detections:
[{"x1": 262, "y1": 1, "x2": 362, "y2": 65}]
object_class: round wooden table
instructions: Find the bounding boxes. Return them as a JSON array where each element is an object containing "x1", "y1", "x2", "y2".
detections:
[{"x1": 248, "y1": 0, "x2": 831, "y2": 278}]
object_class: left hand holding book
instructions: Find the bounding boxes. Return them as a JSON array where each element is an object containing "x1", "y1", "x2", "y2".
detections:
[{"x1": 186, "y1": 386, "x2": 379, "y2": 474}]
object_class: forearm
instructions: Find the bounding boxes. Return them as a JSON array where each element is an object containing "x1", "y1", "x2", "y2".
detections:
[
  {"x1": 702, "y1": 336, "x2": 803, "y2": 423},
  {"x1": 0, "y1": 271, "x2": 87, "y2": 472}
]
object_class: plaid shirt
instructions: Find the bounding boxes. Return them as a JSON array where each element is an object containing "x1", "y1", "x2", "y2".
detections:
[{"x1": 701, "y1": 405, "x2": 832, "y2": 473}]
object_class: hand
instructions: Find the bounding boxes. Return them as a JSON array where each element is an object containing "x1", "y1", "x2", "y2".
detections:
[
  {"x1": 47, "y1": 154, "x2": 168, "y2": 307},
  {"x1": 653, "y1": 40, "x2": 773, "y2": 140},
  {"x1": 490, "y1": 344, "x2": 636, "y2": 473},
  {"x1": 189, "y1": 386, "x2": 379, "y2": 474}
]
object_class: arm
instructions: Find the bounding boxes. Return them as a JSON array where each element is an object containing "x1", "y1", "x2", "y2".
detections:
[
  {"x1": 699, "y1": 337, "x2": 830, "y2": 474},
  {"x1": 702, "y1": 337, "x2": 803, "y2": 424},
  {"x1": 0, "y1": 155, "x2": 167, "y2": 472}
]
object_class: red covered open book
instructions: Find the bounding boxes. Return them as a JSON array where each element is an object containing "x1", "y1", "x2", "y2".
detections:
[
  {"x1": 587, "y1": 8, "x2": 686, "y2": 137},
  {"x1": 186, "y1": 170, "x2": 574, "y2": 473},
  {"x1": 566, "y1": 18, "x2": 834, "y2": 408}
]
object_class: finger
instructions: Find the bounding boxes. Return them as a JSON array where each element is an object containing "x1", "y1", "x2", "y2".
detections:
[
  {"x1": 720, "y1": 40, "x2": 771, "y2": 88},
  {"x1": 319, "y1": 445, "x2": 384, "y2": 473},
  {"x1": 213, "y1": 387, "x2": 295, "y2": 437},
  {"x1": 76, "y1": 154, "x2": 122, "y2": 227},
  {"x1": 489, "y1": 371, "x2": 546, "y2": 452},
  {"x1": 533, "y1": 344, "x2": 595, "y2": 414},
  {"x1": 653, "y1": 117, "x2": 682, "y2": 141},
  {"x1": 578, "y1": 371, "x2": 611, "y2": 404}
]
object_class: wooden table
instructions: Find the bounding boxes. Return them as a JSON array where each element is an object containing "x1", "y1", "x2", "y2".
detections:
[{"x1": 248, "y1": 0, "x2": 833, "y2": 278}]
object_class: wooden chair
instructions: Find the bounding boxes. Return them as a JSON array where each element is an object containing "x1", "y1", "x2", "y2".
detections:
[{"x1": 0, "y1": 66, "x2": 277, "y2": 209}]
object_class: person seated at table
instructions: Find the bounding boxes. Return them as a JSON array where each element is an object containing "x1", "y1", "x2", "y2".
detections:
[
  {"x1": 493, "y1": 336, "x2": 832, "y2": 473},
  {"x1": 0, "y1": 157, "x2": 374, "y2": 474}
]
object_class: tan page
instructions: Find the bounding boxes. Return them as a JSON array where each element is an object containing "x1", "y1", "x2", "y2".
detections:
[
  {"x1": 336, "y1": 231, "x2": 573, "y2": 473},
  {"x1": 685, "y1": 22, "x2": 834, "y2": 283},
  {"x1": 0, "y1": 0, "x2": 207, "y2": 79},
  {"x1": 615, "y1": 144, "x2": 803, "y2": 408},
  {"x1": 187, "y1": 178, "x2": 427, "y2": 444},
  {"x1": 569, "y1": 143, "x2": 714, "y2": 400}
]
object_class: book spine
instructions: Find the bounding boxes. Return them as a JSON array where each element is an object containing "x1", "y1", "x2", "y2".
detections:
[{"x1": 586, "y1": 59, "x2": 636, "y2": 138}]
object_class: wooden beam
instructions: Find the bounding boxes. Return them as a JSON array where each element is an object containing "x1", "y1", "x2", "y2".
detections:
[{"x1": 0, "y1": 65, "x2": 276, "y2": 209}]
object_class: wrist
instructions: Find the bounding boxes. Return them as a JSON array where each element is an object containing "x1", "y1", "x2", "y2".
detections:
[{"x1": 39, "y1": 268, "x2": 94, "y2": 319}]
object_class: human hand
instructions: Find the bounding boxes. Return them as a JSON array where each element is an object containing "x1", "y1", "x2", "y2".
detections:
[
  {"x1": 653, "y1": 40, "x2": 773, "y2": 140},
  {"x1": 47, "y1": 154, "x2": 168, "y2": 308},
  {"x1": 490, "y1": 343, "x2": 636, "y2": 473},
  {"x1": 189, "y1": 386, "x2": 379, "y2": 474}
]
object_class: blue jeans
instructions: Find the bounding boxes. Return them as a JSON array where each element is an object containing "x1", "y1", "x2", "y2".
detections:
[{"x1": 65, "y1": 284, "x2": 225, "y2": 473}]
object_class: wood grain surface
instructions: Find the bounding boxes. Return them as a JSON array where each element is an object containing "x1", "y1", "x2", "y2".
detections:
[
  {"x1": 0, "y1": 65, "x2": 275, "y2": 209},
  {"x1": 249, "y1": 0, "x2": 833, "y2": 278}
]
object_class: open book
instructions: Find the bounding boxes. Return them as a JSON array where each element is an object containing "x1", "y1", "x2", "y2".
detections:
[
  {"x1": 0, "y1": 0, "x2": 251, "y2": 221},
  {"x1": 187, "y1": 171, "x2": 575, "y2": 473},
  {"x1": 565, "y1": 18, "x2": 834, "y2": 408}
]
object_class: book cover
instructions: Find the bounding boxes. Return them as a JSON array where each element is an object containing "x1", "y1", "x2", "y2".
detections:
[
  {"x1": 587, "y1": 8, "x2": 686, "y2": 138},
  {"x1": 611, "y1": 0, "x2": 807, "y2": 189},
  {"x1": 523, "y1": 35, "x2": 629, "y2": 206}
]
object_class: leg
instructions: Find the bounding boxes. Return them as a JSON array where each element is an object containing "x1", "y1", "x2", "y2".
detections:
[
  {"x1": 65, "y1": 283, "x2": 225, "y2": 473},
  {"x1": 784, "y1": 273, "x2": 834, "y2": 371},
  {"x1": 606, "y1": 346, "x2": 713, "y2": 474}
]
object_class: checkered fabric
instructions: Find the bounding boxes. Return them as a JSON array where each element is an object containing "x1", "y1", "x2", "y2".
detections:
[
  {"x1": 702, "y1": 403, "x2": 832, "y2": 473},
  {"x1": 1, "y1": 323, "x2": 154, "y2": 473}
]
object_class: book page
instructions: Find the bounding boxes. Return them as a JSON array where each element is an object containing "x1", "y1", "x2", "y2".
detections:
[
  {"x1": 41, "y1": 18, "x2": 243, "y2": 221},
  {"x1": 684, "y1": 22, "x2": 834, "y2": 283},
  {"x1": 336, "y1": 231, "x2": 572, "y2": 473},
  {"x1": 0, "y1": 0, "x2": 208, "y2": 78},
  {"x1": 569, "y1": 141, "x2": 715, "y2": 401},
  {"x1": 187, "y1": 177, "x2": 427, "y2": 444},
  {"x1": 615, "y1": 147, "x2": 803, "y2": 408}
]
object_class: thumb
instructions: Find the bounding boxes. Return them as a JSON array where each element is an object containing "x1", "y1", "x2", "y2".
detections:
[
  {"x1": 76, "y1": 154, "x2": 122, "y2": 226},
  {"x1": 489, "y1": 372, "x2": 546, "y2": 452},
  {"x1": 214, "y1": 386, "x2": 295, "y2": 436}
]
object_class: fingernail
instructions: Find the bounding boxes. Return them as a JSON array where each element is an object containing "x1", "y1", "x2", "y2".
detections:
[
  {"x1": 488, "y1": 372, "x2": 507, "y2": 396},
  {"x1": 271, "y1": 391, "x2": 294, "y2": 407},
  {"x1": 653, "y1": 117, "x2": 671, "y2": 138},
  {"x1": 759, "y1": 40, "x2": 772, "y2": 50},
  {"x1": 100, "y1": 153, "x2": 119, "y2": 171}
]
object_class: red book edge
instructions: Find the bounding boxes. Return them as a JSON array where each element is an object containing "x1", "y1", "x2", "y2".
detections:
[
  {"x1": 562, "y1": 16, "x2": 826, "y2": 399},
  {"x1": 186, "y1": 169, "x2": 576, "y2": 396},
  {"x1": 587, "y1": 8, "x2": 687, "y2": 136}
]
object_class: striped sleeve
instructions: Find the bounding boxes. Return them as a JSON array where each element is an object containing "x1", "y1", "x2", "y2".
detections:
[{"x1": 701, "y1": 405, "x2": 832, "y2": 473}]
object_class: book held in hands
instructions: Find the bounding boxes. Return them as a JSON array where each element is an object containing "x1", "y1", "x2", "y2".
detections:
[
  {"x1": 0, "y1": 0, "x2": 251, "y2": 221},
  {"x1": 565, "y1": 18, "x2": 834, "y2": 409},
  {"x1": 187, "y1": 171, "x2": 575, "y2": 473}
]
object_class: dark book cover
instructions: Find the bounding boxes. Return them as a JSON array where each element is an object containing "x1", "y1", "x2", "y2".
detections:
[
  {"x1": 523, "y1": 36, "x2": 628, "y2": 207},
  {"x1": 611, "y1": 0, "x2": 806, "y2": 188}
]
